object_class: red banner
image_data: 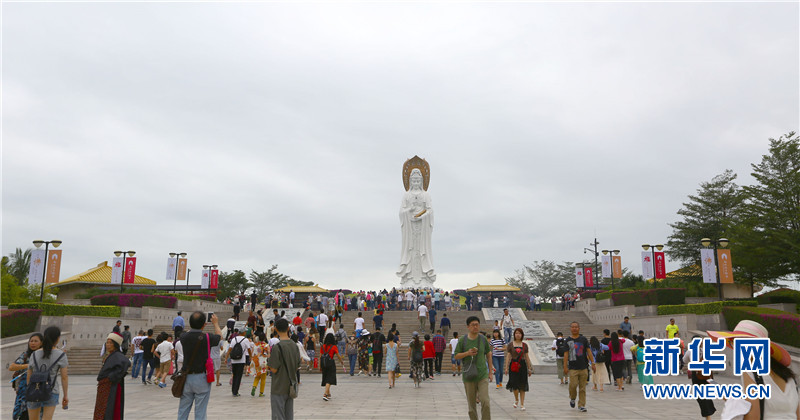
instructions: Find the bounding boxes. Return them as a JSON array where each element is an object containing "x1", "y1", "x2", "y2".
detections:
[
  {"x1": 584, "y1": 267, "x2": 594, "y2": 287},
  {"x1": 124, "y1": 257, "x2": 137, "y2": 284},
  {"x1": 654, "y1": 252, "x2": 667, "y2": 279},
  {"x1": 210, "y1": 269, "x2": 219, "y2": 289}
]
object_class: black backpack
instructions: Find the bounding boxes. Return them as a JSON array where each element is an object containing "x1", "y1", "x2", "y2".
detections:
[
  {"x1": 593, "y1": 347, "x2": 606, "y2": 364},
  {"x1": 230, "y1": 338, "x2": 244, "y2": 360},
  {"x1": 26, "y1": 352, "x2": 65, "y2": 403},
  {"x1": 412, "y1": 344, "x2": 423, "y2": 363},
  {"x1": 555, "y1": 338, "x2": 569, "y2": 357}
]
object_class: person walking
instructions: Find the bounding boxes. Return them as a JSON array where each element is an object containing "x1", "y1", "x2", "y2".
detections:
[
  {"x1": 267, "y1": 318, "x2": 301, "y2": 420},
  {"x1": 320, "y1": 333, "x2": 345, "y2": 401},
  {"x1": 94, "y1": 332, "x2": 131, "y2": 419},
  {"x1": 440, "y1": 313, "x2": 451, "y2": 340},
  {"x1": 449, "y1": 332, "x2": 462, "y2": 376},
  {"x1": 371, "y1": 327, "x2": 386, "y2": 378},
  {"x1": 26, "y1": 326, "x2": 69, "y2": 420},
  {"x1": 130, "y1": 330, "x2": 145, "y2": 380},
  {"x1": 423, "y1": 334, "x2": 435, "y2": 380},
  {"x1": 154, "y1": 334, "x2": 175, "y2": 388},
  {"x1": 552, "y1": 332, "x2": 568, "y2": 385},
  {"x1": 589, "y1": 336, "x2": 609, "y2": 392},
  {"x1": 227, "y1": 330, "x2": 253, "y2": 397},
  {"x1": 490, "y1": 330, "x2": 505, "y2": 389},
  {"x1": 251, "y1": 333, "x2": 270, "y2": 397},
  {"x1": 666, "y1": 318, "x2": 679, "y2": 339},
  {"x1": 346, "y1": 335, "x2": 358, "y2": 376},
  {"x1": 9, "y1": 333, "x2": 43, "y2": 420},
  {"x1": 417, "y1": 303, "x2": 428, "y2": 332},
  {"x1": 608, "y1": 331, "x2": 626, "y2": 391},
  {"x1": 432, "y1": 330, "x2": 446, "y2": 375},
  {"x1": 357, "y1": 331, "x2": 371, "y2": 376},
  {"x1": 631, "y1": 336, "x2": 653, "y2": 385},
  {"x1": 500, "y1": 308, "x2": 514, "y2": 345},
  {"x1": 140, "y1": 330, "x2": 156, "y2": 385},
  {"x1": 563, "y1": 321, "x2": 595, "y2": 413},
  {"x1": 428, "y1": 307, "x2": 437, "y2": 334},
  {"x1": 621, "y1": 331, "x2": 635, "y2": 384},
  {"x1": 505, "y1": 328, "x2": 532, "y2": 411},
  {"x1": 120, "y1": 326, "x2": 131, "y2": 356},
  {"x1": 408, "y1": 332, "x2": 424, "y2": 388},
  {"x1": 177, "y1": 312, "x2": 222, "y2": 420},
  {"x1": 173, "y1": 312, "x2": 185, "y2": 340},
  {"x1": 454, "y1": 316, "x2": 492, "y2": 420},
  {"x1": 385, "y1": 333, "x2": 398, "y2": 388}
]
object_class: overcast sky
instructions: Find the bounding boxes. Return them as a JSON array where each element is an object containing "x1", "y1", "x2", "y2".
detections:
[{"x1": 3, "y1": 2, "x2": 798, "y2": 292}]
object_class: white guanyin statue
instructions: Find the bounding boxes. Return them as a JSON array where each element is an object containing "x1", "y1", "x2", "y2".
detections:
[{"x1": 397, "y1": 156, "x2": 436, "y2": 289}]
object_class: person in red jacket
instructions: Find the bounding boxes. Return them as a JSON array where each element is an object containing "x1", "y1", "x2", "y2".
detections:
[{"x1": 423, "y1": 334, "x2": 436, "y2": 380}]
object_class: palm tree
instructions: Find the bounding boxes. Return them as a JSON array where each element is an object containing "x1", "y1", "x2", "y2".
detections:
[{"x1": 8, "y1": 248, "x2": 32, "y2": 286}]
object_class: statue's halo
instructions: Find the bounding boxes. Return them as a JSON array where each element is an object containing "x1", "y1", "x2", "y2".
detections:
[{"x1": 402, "y1": 155, "x2": 430, "y2": 191}]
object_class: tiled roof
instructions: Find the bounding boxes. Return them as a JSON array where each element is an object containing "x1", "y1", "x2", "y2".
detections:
[
  {"x1": 466, "y1": 283, "x2": 521, "y2": 292},
  {"x1": 55, "y1": 261, "x2": 157, "y2": 285}
]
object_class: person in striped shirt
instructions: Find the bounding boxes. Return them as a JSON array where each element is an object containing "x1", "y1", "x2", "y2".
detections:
[{"x1": 490, "y1": 330, "x2": 506, "y2": 388}]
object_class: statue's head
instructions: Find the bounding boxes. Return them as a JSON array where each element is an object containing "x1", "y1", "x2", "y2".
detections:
[{"x1": 409, "y1": 169, "x2": 423, "y2": 190}]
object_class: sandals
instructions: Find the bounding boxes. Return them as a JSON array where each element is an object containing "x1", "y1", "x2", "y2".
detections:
[{"x1": 513, "y1": 402, "x2": 518, "y2": 409}]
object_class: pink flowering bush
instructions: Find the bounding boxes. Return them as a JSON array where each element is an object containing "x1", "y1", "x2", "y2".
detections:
[
  {"x1": 723, "y1": 306, "x2": 800, "y2": 348},
  {"x1": 1, "y1": 309, "x2": 42, "y2": 338}
]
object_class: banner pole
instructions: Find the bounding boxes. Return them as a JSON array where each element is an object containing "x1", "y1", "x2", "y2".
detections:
[{"x1": 39, "y1": 242, "x2": 49, "y2": 302}]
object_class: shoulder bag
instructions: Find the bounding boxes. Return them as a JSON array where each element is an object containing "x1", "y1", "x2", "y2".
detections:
[
  {"x1": 205, "y1": 334, "x2": 215, "y2": 383},
  {"x1": 277, "y1": 343, "x2": 298, "y2": 399},
  {"x1": 171, "y1": 335, "x2": 203, "y2": 398}
]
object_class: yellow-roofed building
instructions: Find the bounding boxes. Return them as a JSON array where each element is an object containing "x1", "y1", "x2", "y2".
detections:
[{"x1": 51, "y1": 261, "x2": 157, "y2": 301}]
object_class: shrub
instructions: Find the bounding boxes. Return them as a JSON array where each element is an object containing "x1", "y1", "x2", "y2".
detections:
[
  {"x1": 1, "y1": 309, "x2": 42, "y2": 338},
  {"x1": 658, "y1": 300, "x2": 757, "y2": 316},
  {"x1": 8, "y1": 302, "x2": 120, "y2": 317},
  {"x1": 90, "y1": 294, "x2": 177, "y2": 308},
  {"x1": 757, "y1": 288, "x2": 800, "y2": 305},
  {"x1": 76, "y1": 287, "x2": 160, "y2": 299},
  {"x1": 580, "y1": 290, "x2": 606, "y2": 299},
  {"x1": 722, "y1": 306, "x2": 800, "y2": 348},
  {"x1": 611, "y1": 288, "x2": 686, "y2": 307},
  {"x1": 597, "y1": 288, "x2": 634, "y2": 300}
]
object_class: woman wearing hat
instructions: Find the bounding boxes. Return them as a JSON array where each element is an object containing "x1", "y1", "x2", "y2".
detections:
[
  {"x1": 94, "y1": 332, "x2": 131, "y2": 419},
  {"x1": 708, "y1": 320, "x2": 798, "y2": 420}
]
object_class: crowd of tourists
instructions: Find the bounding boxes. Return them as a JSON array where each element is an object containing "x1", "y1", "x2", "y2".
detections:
[{"x1": 9, "y1": 300, "x2": 799, "y2": 420}]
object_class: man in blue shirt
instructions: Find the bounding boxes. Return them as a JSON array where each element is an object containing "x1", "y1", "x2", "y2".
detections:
[
  {"x1": 173, "y1": 311, "x2": 185, "y2": 339},
  {"x1": 440, "y1": 313, "x2": 451, "y2": 340}
]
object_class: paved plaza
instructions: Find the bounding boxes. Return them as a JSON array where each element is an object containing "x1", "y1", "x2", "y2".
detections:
[{"x1": 2, "y1": 371, "x2": 738, "y2": 419}]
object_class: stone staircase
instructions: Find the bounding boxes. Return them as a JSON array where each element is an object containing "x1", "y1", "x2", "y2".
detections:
[{"x1": 524, "y1": 311, "x2": 618, "y2": 340}]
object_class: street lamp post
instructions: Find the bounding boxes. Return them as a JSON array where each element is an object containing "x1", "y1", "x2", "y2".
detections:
[
  {"x1": 641, "y1": 244, "x2": 664, "y2": 288},
  {"x1": 701, "y1": 238, "x2": 729, "y2": 301},
  {"x1": 583, "y1": 238, "x2": 600, "y2": 289},
  {"x1": 202, "y1": 265, "x2": 218, "y2": 293},
  {"x1": 601, "y1": 249, "x2": 621, "y2": 290},
  {"x1": 32, "y1": 240, "x2": 62, "y2": 302},
  {"x1": 113, "y1": 250, "x2": 136, "y2": 293},
  {"x1": 169, "y1": 252, "x2": 188, "y2": 293}
]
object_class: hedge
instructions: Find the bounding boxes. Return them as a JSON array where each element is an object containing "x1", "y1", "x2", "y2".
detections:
[
  {"x1": 597, "y1": 288, "x2": 634, "y2": 300},
  {"x1": 8, "y1": 302, "x2": 120, "y2": 317},
  {"x1": 90, "y1": 294, "x2": 177, "y2": 308},
  {"x1": 1, "y1": 309, "x2": 42, "y2": 338},
  {"x1": 757, "y1": 288, "x2": 800, "y2": 305},
  {"x1": 611, "y1": 288, "x2": 686, "y2": 307},
  {"x1": 657, "y1": 300, "x2": 757, "y2": 316},
  {"x1": 722, "y1": 306, "x2": 800, "y2": 349},
  {"x1": 580, "y1": 290, "x2": 606, "y2": 299}
]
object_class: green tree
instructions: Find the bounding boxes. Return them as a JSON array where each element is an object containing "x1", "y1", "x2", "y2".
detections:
[
  {"x1": 217, "y1": 270, "x2": 250, "y2": 300},
  {"x1": 248, "y1": 265, "x2": 308, "y2": 297},
  {"x1": 7, "y1": 248, "x2": 32, "y2": 286},
  {"x1": 666, "y1": 170, "x2": 744, "y2": 265},
  {"x1": 735, "y1": 132, "x2": 800, "y2": 284},
  {"x1": 505, "y1": 260, "x2": 578, "y2": 298}
]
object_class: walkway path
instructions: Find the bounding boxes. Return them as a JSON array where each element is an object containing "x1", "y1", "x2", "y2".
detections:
[{"x1": 2, "y1": 372, "x2": 736, "y2": 418}]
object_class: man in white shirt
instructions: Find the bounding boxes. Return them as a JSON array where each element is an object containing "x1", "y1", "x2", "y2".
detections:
[
  {"x1": 317, "y1": 309, "x2": 329, "y2": 337},
  {"x1": 448, "y1": 332, "x2": 462, "y2": 376},
  {"x1": 418, "y1": 303, "x2": 428, "y2": 332},
  {"x1": 500, "y1": 308, "x2": 515, "y2": 344},
  {"x1": 226, "y1": 332, "x2": 253, "y2": 397},
  {"x1": 155, "y1": 335, "x2": 175, "y2": 388},
  {"x1": 405, "y1": 290, "x2": 414, "y2": 311},
  {"x1": 131, "y1": 330, "x2": 146, "y2": 379},
  {"x1": 621, "y1": 331, "x2": 635, "y2": 384},
  {"x1": 354, "y1": 312, "x2": 366, "y2": 337},
  {"x1": 289, "y1": 290, "x2": 295, "y2": 306}
]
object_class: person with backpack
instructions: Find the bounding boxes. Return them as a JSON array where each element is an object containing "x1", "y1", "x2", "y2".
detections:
[
  {"x1": 371, "y1": 327, "x2": 387, "y2": 378},
  {"x1": 589, "y1": 336, "x2": 609, "y2": 392},
  {"x1": 551, "y1": 332, "x2": 568, "y2": 385},
  {"x1": 563, "y1": 321, "x2": 595, "y2": 413},
  {"x1": 26, "y1": 326, "x2": 68, "y2": 420},
  {"x1": 9, "y1": 333, "x2": 43, "y2": 420},
  {"x1": 454, "y1": 315, "x2": 492, "y2": 420},
  {"x1": 320, "y1": 332, "x2": 345, "y2": 401},
  {"x1": 94, "y1": 332, "x2": 131, "y2": 419},
  {"x1": 227, "y1": 329, "x2": 253, "y2": 397},
  {"x1": 407, "y1": 332, "x2": 425, "y2": 388}
]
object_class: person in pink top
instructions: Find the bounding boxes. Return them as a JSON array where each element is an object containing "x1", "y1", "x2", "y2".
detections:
[{"x1": 608, "y1": 332, "x2": 627, "y2": 391}]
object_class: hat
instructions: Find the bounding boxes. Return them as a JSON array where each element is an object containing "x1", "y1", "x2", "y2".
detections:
[
  {"x1": 707, "y1": 320, "x2": 791, "y2": 367},
  {"x1": 361, "y1": 330, "x2": 370, "y2": 336},
  {"x1": 107, "y1": 332, "x2": 123, "y2": 347},
  {"x1": 412, "y1": 331, "x2": 419, "y2": 337}
]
